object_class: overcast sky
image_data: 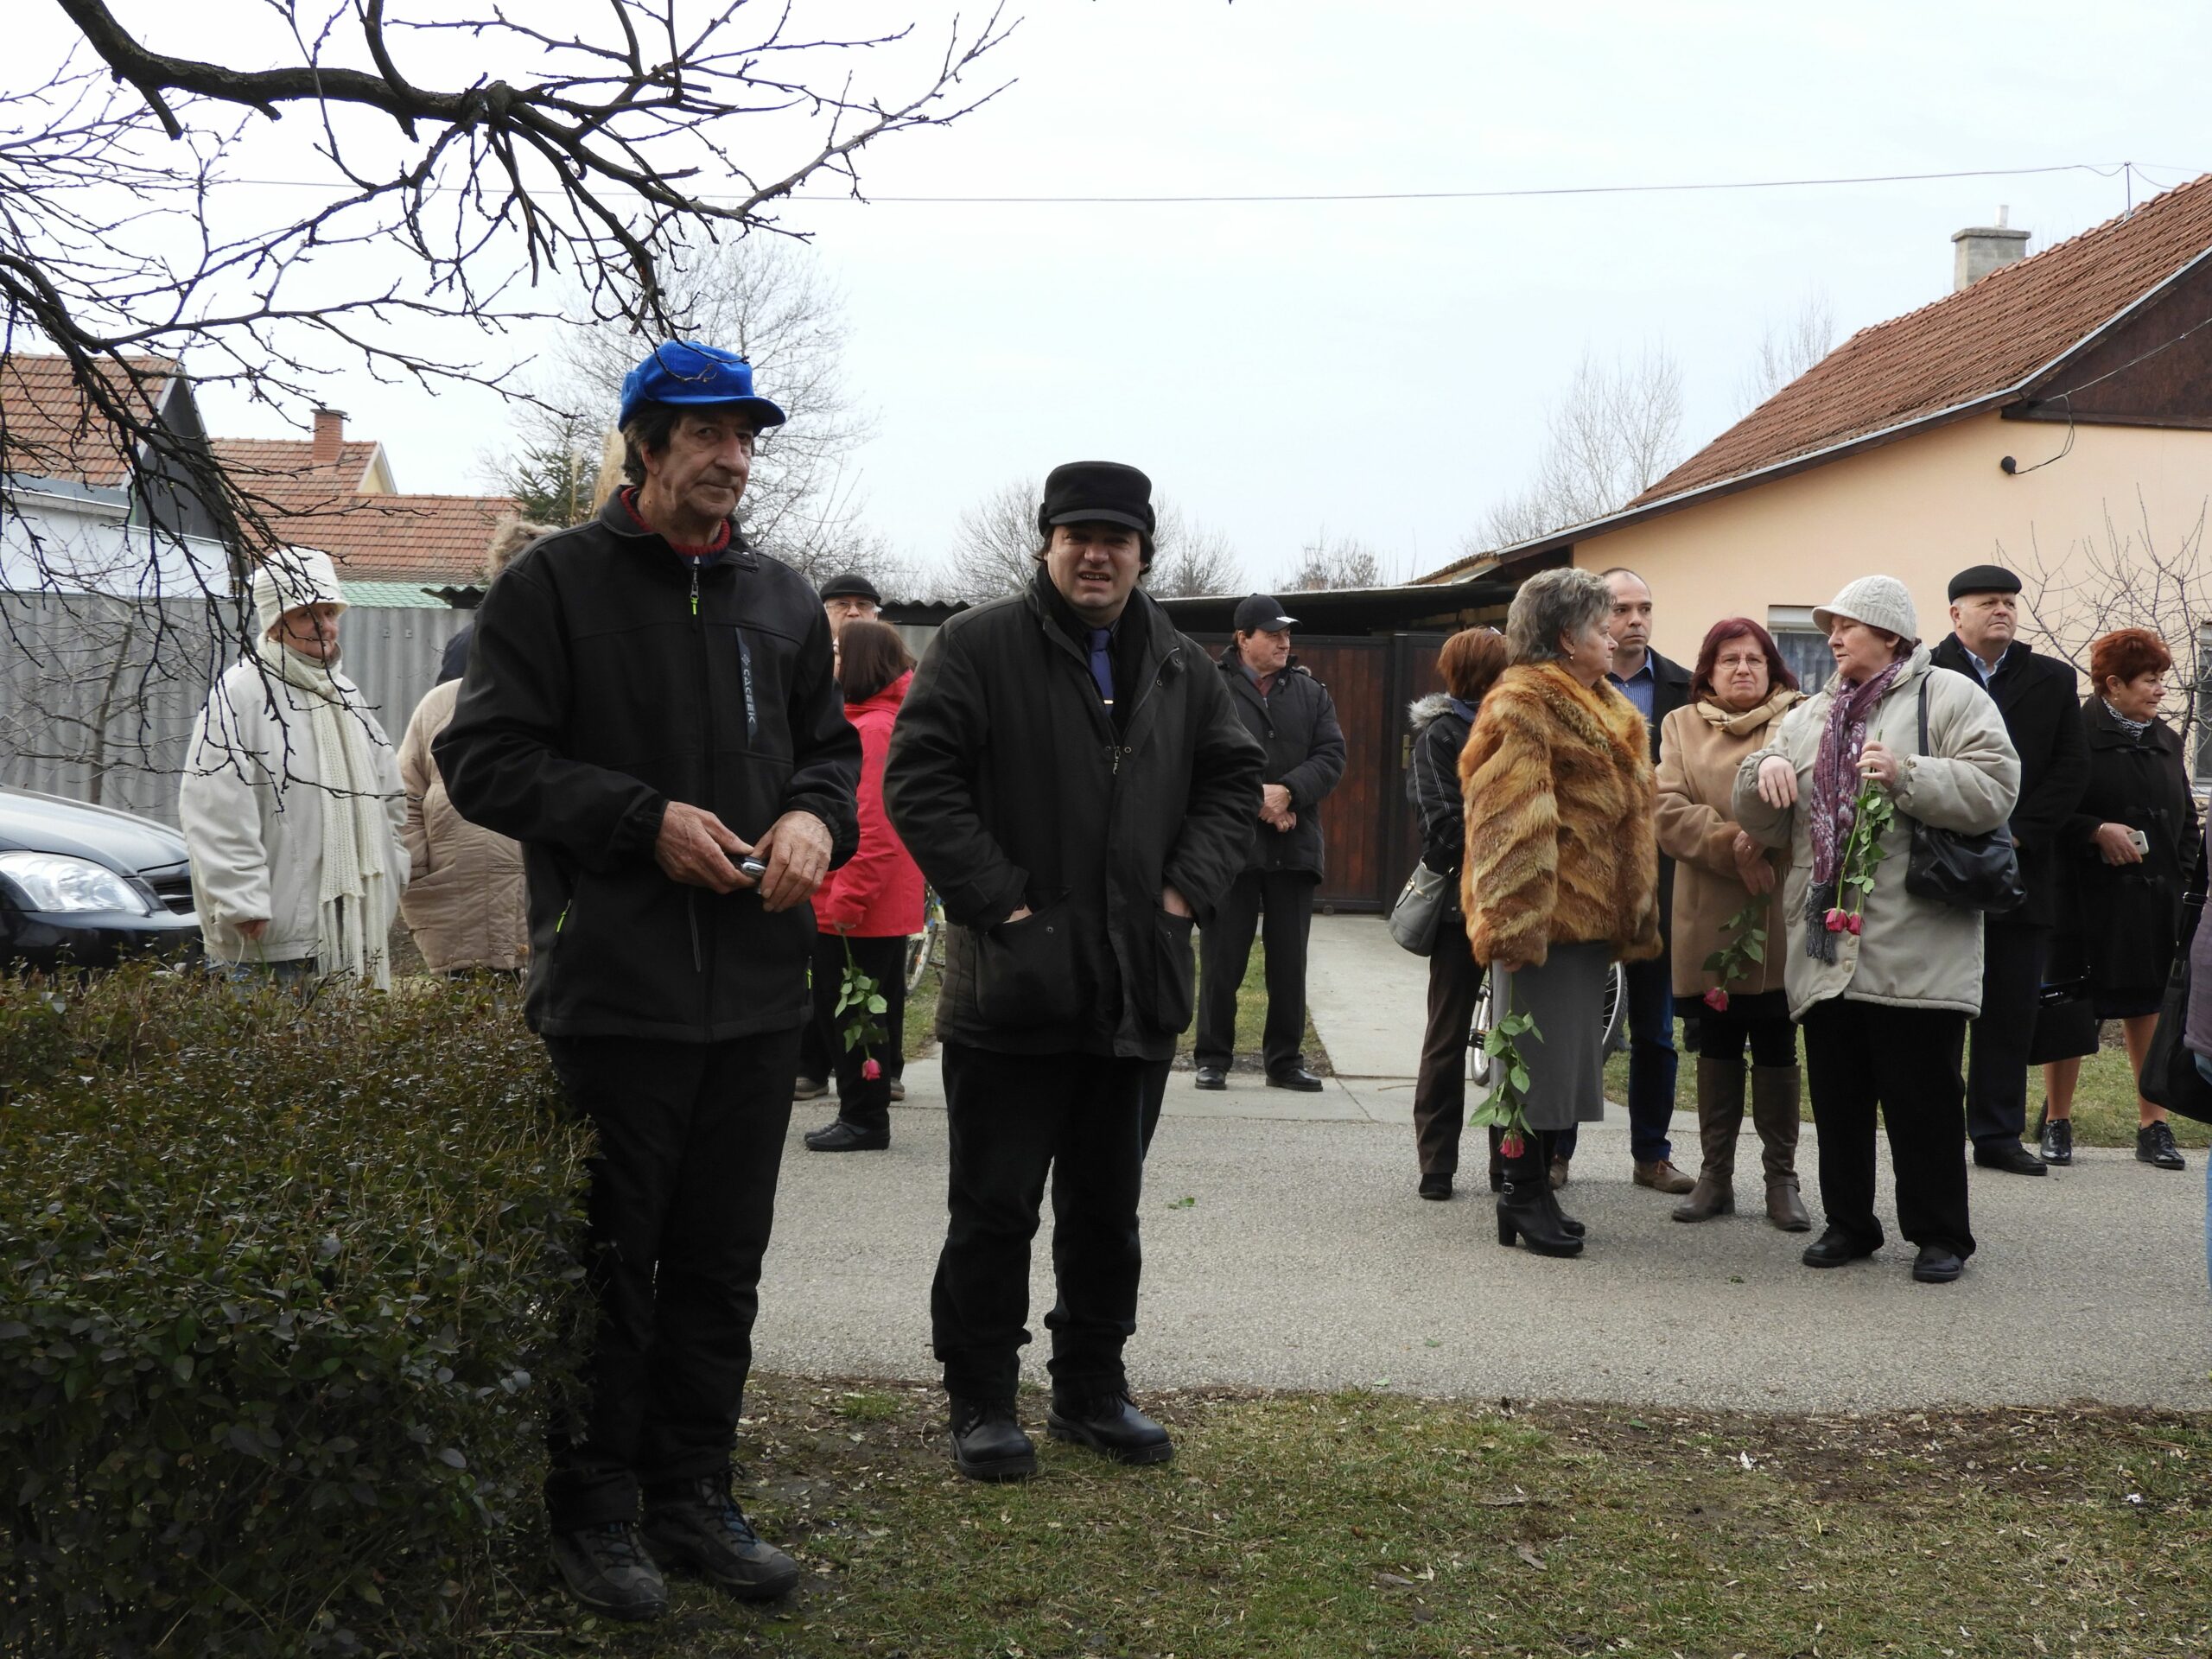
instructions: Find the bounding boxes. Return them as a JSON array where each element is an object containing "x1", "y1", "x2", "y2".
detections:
[{"x1": 53, "y1": 1, "x2": 2212, "y2": 592}]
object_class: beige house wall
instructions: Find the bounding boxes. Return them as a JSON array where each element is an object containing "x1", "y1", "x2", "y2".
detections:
[{"x1": 1578, "y1": 411, "x2": 2212, "y2": 673}]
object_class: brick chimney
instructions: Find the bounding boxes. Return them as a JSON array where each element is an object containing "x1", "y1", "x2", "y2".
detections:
[
  {"x1": 310, "y1": 406, "x2": 348, "y2": 467},
  {"x1": 1951, "y1": 206, "x2": 2031, "y2": 291}
]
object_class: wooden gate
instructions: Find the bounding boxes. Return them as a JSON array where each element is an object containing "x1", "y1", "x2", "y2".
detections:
[{"x1": 1197, "y1": 632, "x2": 1449, "y2": 913}]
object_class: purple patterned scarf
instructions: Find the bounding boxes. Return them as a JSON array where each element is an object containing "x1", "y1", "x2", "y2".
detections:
[{"x1": 1803, "y1": 658, "x2": 1907, "y2": 958}]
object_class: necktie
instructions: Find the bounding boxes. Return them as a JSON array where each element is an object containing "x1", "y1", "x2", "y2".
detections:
[{"x1": 1086, "y1": 627, "x2": 1115, "y2": 708}]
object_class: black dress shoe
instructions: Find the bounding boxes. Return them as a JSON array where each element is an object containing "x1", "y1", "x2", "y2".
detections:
[
  {"x1": 550, "y1": 1522, "x2": 669, "y2": 1621},
  {"x1": 949, "y1": 1398, "x2": 1036, "y2": 1481},
  {"x1": 2138, "y1": 1121, "x2": 2188, "y2": 1170},
  {"x1": 1418, "y1": 1173, "x2": 1452, "y2": 1200},
  {"x1": 1193, "y1": 1066, "x2": 1228, "y2": 1090},
  {"x1": 804, "y1": 1117, "x2": 889, "y2": 1152},
  {"x1": 1974, "y1": 1141, "x2": 2047, "y2": 1177},
  {"x1": 2038, "y1": 1116, "x2": 2072, "y2": 1165},
  {"x1": 1910, "y1": 1244, "x2": 1965, "y2": 1283},
  {"x1": 1801, "y1": 1224, "x2": 1881, "y2": 1268},
  {"x1": 1046, "y1": 1391, "x2": 1174, "y2": 1465},
  {"x1": 642, "y1": 1478, "x2": 799, "y2": 1600},
  {"x1": 1266, "y1": 1067, "x2": 1325, "y2": 1093}
]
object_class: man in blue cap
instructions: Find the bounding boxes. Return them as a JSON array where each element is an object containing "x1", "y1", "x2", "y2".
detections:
[
  {"x1": 885, "y1": 461, "x2": 1262, "y2": 1484},
  {"x1": 437, "y1": 341, "x2": 861, "y2": 1621}
]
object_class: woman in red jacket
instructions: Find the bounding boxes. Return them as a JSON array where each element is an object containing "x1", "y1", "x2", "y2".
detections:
[{"x1": 804, "y1": 620, "x2": 927, "y2": 1151}]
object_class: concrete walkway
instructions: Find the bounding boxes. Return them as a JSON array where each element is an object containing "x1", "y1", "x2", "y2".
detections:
[{"x1": 753, "y1": 916, "x2": 2212, "y2": 1413}]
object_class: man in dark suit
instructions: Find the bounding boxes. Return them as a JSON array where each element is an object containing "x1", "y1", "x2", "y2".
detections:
[
  {"x1": 1192, "y1": 594, "x2": 1347, "y2": 1093},
  {"x1": 1551, "y1": 568, "x2": 1694, "y2": 1193},
  {"x1": 1929, "y1": 563, "x2": 2090, "y2": 1175}
]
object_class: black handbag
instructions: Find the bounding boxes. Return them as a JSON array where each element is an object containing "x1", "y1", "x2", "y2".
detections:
[
  {"x1": 1903, "y1": 677, "x2": 2024, "y2": 914},
  {"x1": 2139, "y1": 850, "x2": 2212, "y2": 1125}
]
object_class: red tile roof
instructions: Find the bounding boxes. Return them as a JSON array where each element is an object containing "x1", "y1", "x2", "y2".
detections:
[
  {"x1": 1637, "y1": 172, "x2": 2212, "y2": 504},
  {"x1": 210, "y1": 437, "x2": 517, "y2": 582},
  {"x1": 1, "y1": 353, "x2": 180, "y2": 487}
]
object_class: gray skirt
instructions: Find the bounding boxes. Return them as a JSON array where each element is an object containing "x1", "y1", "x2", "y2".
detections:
[{"x1": 1495, "y1": 940, "x2": 1611, "y2": 1132}]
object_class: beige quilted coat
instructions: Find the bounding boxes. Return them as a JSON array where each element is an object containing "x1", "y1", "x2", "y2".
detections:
[{"x1": 397, "y1": 678, "x2": 529, "y2": 974}]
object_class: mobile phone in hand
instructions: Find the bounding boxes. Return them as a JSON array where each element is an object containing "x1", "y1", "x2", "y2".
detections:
[
  {"x1": 2129, "y1": 829, "x2": 2150, "y2": 856},
  {"x1": 736, "y1": 855, "x2": 769, "y2": 881}
]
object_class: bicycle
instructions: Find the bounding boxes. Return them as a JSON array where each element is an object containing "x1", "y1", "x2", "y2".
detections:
[
  {"x1": 904, "y1": 885, "x2": 946, "y2": 995},
  {"x1": 1465, "y1": 959, "x2": 1627, "y2": 1095}
]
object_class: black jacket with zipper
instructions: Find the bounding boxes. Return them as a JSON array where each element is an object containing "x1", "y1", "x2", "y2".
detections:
[
  {"x1": 1217, "y1": 647, "x2": 1346, "y2": 878},
  {"x1": 434, "y1": 494, "x2": 861, "y2": 1042},
  {"x1": 883, "y1": 573, "x2": 1264, "y2": 1061}
]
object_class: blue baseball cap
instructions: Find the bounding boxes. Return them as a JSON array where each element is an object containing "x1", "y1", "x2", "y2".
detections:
[{"x1": 617, "y1": 340, "x2": 787, "y2": 431}]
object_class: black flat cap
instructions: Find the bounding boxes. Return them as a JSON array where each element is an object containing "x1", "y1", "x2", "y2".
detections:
[
  {"x1": 1948, "y1": 563, "x2": 2021, "y2": 601},
  {"x1": 1037, "y1": 461, "x2": 1155, "y2": 537},
  {"x1": 819, "y1": 572, "x2": 880, "y2": 604},
  {"x1": 1233, "y1": 594, "x2": 1300, "y2": 632}
]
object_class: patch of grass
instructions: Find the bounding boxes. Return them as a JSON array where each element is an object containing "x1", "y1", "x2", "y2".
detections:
[
  {"x1": 1603, "y1": 1019, "x2": 2211, "y2": 1152},
  {"x1": 487, "y1": 1376, "x2": 2212, "y2": 1658},
  {"x1": 905, "y1": 944, "x2": 1331, "y2": 1075}
]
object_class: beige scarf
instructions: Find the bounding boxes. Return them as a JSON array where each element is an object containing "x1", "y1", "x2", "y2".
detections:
[{"x1": 253, "y1": 639, "x2": 397, "y2": 989}]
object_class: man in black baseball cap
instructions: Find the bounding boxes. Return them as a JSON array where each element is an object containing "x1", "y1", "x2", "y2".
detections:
[
  {"x1": 1194, "y1": 594, "x2": 1344, "y2": 1093},
  {"x1": 1930, "y1": 562, "x2": 2088, "y2": 1176},
  {"x1": 884, "y1": 460, "x2": 1260, "y2": 1484}
]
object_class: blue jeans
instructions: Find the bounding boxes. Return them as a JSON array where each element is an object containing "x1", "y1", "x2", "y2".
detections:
[{"x1": 1552, "y1": 951, "x2": 1677, "y2": 1167}]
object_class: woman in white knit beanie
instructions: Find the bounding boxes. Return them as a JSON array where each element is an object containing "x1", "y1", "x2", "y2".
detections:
[{"x1": 178, "y1": 546, "x2": 409, "y2": 988}]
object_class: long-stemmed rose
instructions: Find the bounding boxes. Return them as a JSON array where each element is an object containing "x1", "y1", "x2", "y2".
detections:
[
  {"x1": 1824, "y1": 784, "x2": 1894, "y2": 938},
  {"x1": 1699, "y1": 897, "x2": 1769, "y2": 1013},
  {"x1": 835, "y1": 935, "x2": 891, "y2": 1082},
  {"x1": 1470, "y1": 979, "x2": 1541, "y2": 1157}
]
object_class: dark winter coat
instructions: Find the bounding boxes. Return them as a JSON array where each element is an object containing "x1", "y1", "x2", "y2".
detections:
[
  {"x1": 1406, "y1": 692, "x2": 1476, "y2": 880},
  {"x1": 436, "y1": 623, "x2": 473, "y2": 686},
  {"x1": 883, "y1": 574, "x2": 1265, "y2": 1061},
  {"x1": 1217, "y1": 647, "x2": 1346, "y2": 879},
  {"x1": 1928, "y1": 636, "x2": 2090, "y2": 930},
  {"x1": 2050, "y1": 698, "x2": 2202, "y2": 1001},
  {"x1": 434, "y1": 493, "x2": 861, "y2": 1042}
]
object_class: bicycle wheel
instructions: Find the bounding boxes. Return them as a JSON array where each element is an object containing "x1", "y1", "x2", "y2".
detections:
[
  {"x1": 1465, "y1": 972, "x2": 1497, "y2": 1090},
  {"x1": 1598, "y1": 962, "x2": 1628, "y2": 1055}
]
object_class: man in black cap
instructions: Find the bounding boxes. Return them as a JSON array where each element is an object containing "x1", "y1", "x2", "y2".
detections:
[
  {"x1": 1931, "y1": 563, "x2": 2089, "y2": 1175},
  {"x1": 1192, "y1": 594, "x2": 1345, "y2": 1091},
  {"x1": 885, "y1": 461, "x2": 1262, "y2": 1482},
  {"x1": 819, "y1": 571, "x2": 882, "y2": 643},
  {"x1": 438, "y1": 340, "x2": 859, "y2": 1620}
]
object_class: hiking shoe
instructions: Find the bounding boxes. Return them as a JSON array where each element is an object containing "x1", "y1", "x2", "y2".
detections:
[
  {"x1": 1633, "y1": 1159, "x2": 1696, "y2": 1195},
  {"x1": 550, "y1": 1521, "x2": 668, "y2": 1621},
  {"x1": 2138, "y1": 1120, "x2": 2187, "y2": 1171},
  {"x1": 2039, "y1": 1115, "x2": 2073, "y2": 1166},
  {"x1": 642, "y1": 1478, "x2": 798, "y2": 1601}
]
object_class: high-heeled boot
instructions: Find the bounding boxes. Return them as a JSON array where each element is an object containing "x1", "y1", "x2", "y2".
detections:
[
  {"x1": 1672, "y1": 1058, "x2": 1742, "y2": 1222},
  {"x1": 1536, "y1": 1130, "x2": 1584, "y2": 1237},
  {"x1": 1497, "y1": 1133, "x2": 1583, "y2": 1257},
  {"x1": 1751, "y1": 1065, "x2": 1810, "y2": 1231}
]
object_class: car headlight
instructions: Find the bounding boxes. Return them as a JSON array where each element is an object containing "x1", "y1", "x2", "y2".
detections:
[{"x1": 0, "y1": 852, "x2": 154, "y2": 916}]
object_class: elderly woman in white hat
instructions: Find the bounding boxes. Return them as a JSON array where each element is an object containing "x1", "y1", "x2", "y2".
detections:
[
  {"x1": 1732, "y1": 575, "x2": 2018, "y2": 1285},
  {"x1": 180, "y1": 547, "x2": 409, "y2": 988}
]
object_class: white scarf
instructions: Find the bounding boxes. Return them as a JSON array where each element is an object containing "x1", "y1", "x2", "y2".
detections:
[{"x1": 253, "y1": 639, "x2": 397, "y2": 989}]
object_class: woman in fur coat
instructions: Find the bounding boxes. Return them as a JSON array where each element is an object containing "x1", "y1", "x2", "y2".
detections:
[{"x1": 1461, "y1": 568, "x2": 1663, "y2": 1256}]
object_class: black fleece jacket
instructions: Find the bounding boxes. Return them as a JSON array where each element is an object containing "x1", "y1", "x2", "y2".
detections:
[{"x1": 435, "y1": 493, "x2": 860, "y2": 1041}]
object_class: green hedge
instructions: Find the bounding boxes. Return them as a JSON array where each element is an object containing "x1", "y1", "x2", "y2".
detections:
[{"x1": 0, "y1": 965, "x2": 590, "y2": 1656}]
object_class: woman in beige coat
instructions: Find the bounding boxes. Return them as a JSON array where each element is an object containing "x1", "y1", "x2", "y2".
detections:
[
  {"x1": 396, "y1": 517, "x2": 546, "y2": 975},
  {"x1": 1655, "y1": 618, "x2": 1807, "y2": 1230},
  {"x1": 1732, "y1": 575, "x2": 2018, "y2": 1286}
]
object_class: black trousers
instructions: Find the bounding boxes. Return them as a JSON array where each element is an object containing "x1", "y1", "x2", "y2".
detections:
[
  {"x1": 808, "y1": 931, "x2": 906, "y2": 1131},
  {"x1": 541, "y1": 1029, "x2": 798, "y2": 1529},
  {"x1": 1801, "y1": 999, "x2": 1974, "y2": 1259},
  {"x1": 932, "y1": 1042, "x2": 1154, "y2": 1403},
  {"x1": 1194, "y1": 868, "x2": 1316, "y2": 1075},
  {"x1": 1412, "y1": 916, "x2": 1484, "y2": 1178},
  {"x1": 1966, "y1": 916, "x2": 2049, "y2": 1151},
  {"x1": 799, "y1": 942, "x2": 907, "y2": 1084},
  {"x1": 1698, "y1": 989, "x2": 1797, "y2": 1069}
]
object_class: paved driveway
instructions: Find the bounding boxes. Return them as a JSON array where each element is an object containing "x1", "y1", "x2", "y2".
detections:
[{"x1": 753, "y1": 917, "x2": 2212, "y2": 1412}]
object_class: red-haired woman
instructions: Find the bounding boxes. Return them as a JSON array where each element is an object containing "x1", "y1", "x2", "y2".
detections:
[
  {"x1": 804, "y1": 620, "x2": 926, "y2": 1153},
  {"x1": 1406, "y1": 626, "x2": 1510, "y2": 1199},
  {"x1": 1655, "y1": 620, "x2": 1808, "y2": 1229},
  {"x1": 2035, "y1": 628, "x2": 2202, "y2": 1173}
]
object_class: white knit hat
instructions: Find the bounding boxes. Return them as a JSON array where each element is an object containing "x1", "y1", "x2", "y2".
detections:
[
  {"x1": 1812, "y1": 575, "x2": 1916, "y2": 643},
  {"x1": 251, "y1": 546, "x2": 348, "y2": 639}
]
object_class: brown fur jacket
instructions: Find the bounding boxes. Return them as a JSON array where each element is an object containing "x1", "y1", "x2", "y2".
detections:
[{"x1": 1459, "y1": 661, "x2": 1662, "y2": 969}]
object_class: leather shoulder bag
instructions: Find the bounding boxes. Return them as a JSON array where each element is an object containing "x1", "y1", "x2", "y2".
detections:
[{"x1": 1902, "y1": 676, "x2": 2024, "y2": 914}]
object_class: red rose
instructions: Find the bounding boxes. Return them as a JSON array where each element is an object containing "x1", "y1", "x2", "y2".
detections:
[
  {"x1": 1498, "y1": 1133, "x2": 1525, "y2": 1159},
  {"x1": 1702, "y1": 988, "x2": 1729, "y2": 1012},
  {"x1": 1825, "y1": 909, "x2": 1847, "y2": 932},
  {"x1": 861, "y1": 1058, "x2": 882, "y2": 1080},
  {"x1": 1845, "y1": 913, "x2": 1863, "y2": 936}
]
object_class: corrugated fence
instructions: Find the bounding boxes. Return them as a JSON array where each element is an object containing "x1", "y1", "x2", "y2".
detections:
[{"x1": 1, "y1": 594, "x2": 466, "y2": 827}]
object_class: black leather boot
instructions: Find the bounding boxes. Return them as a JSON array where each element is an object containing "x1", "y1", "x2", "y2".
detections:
[
  {"x1": 1535, "y1": 1130, "x2": 1584, "y2": 1237},
  {"x1": 1497, "y1": 1135, "x2": 1582, "y2": 1257},
  {"x1": 948, "y1": 1397, "x2": 1036, "y2": 1481},
  {"x1": 1047, "y1": 1389, "x2": 1174, "y2": 1465}
]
